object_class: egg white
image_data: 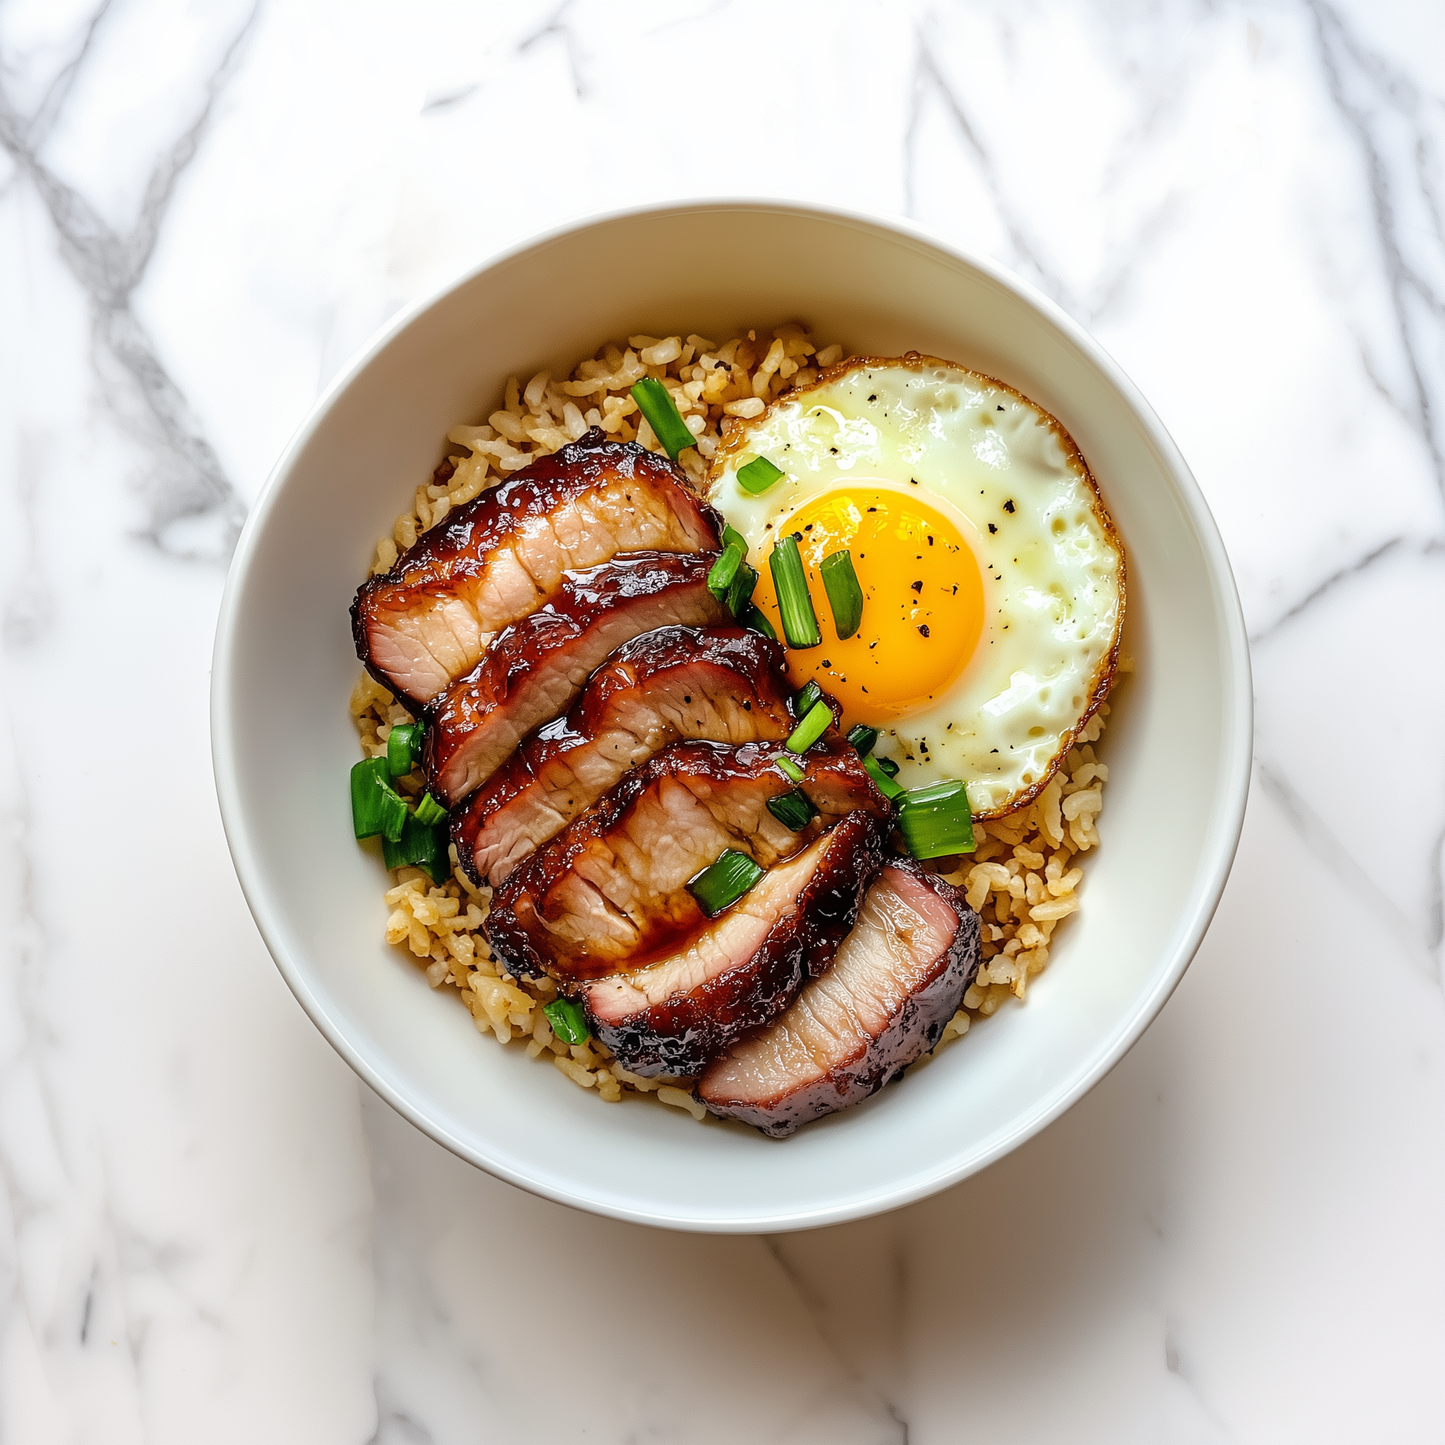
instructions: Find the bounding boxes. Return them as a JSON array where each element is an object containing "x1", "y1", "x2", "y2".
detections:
[{"x1": 707, "y1": 356, "x2": 1125, "y2": 815}]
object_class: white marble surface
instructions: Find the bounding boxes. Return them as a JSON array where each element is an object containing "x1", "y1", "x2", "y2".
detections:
[{"x1": 2, "y1": 0, "x2": 1443, "y2": 1438}]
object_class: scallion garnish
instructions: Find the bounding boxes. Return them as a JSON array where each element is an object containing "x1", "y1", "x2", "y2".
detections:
[
  {"x1": 819, "y1": 548, "x2": 863, "y2": 640},
  {"x1": 707, "y1": 542, "x2": 746, "y2": 599},
  {"x1": 846, "y1": 724, "x2": 878, "y2": 756},
  {"x1": 352, "y1": 757, "x2": 411, "y2": 841},
  {"x1": 544, "y1": 997, "x2": 590, "y2": 1045},
  {"x1": 382, "y1": 812, "x2": 449, "y2": 881},
  {"x1": 742, "y1": 605, "x2": 777, "y2": 640},
  {"x1": 351, "y1": 757, "x2": 392, "y2": 838},
  {"x1": 863, "y1": 755, "x2": 904, "y2": 801},
  {"x1": 630, "y1": 378, "x2": 696, "y2": 461},
  {"x1": 775, "y1": 755, "x2": 805, "y2": 783},
  {"x1": 414, "y1": 792, "x2": 448, "y2": 827},
  {"x1": 387, "y1": 721, "x2": 424, "y2": 778},
  {"x1": 727, "y1": 561, "x2": 758, "y2": 617},
  {"x1": 786, "y1": 699, "x2": 832, "y2": 755},
  {"x1": 793, "y1": 680, "x2": 823, "y2": 719},
  {"x1": 897, "y1": 780, "x2": 977, "y2": 859},
  {"x1": 689, "y1": 849, "x2": 764, "y2": 917},
  {"x1": 737, "y1": 456, "x2": 784, "y2": 495},
  {"x1": 722, "y1": 523, "x2": 748, "y2": 553},
  {"x1": 768, "y1": 533, "x2": 821, "y2": 649},
  {"x1": 381, "y1": 790, "x2": 409, "y2": 842},
  {"x1": 877, "y1": 757, "x2": 900, "y2": 777},
  {"x1": 767, "y1": 789, "x2": 816, "y2": 832}
]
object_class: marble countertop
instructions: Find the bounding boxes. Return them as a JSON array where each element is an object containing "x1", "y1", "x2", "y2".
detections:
[{"x1": 3, "y1": 1, "x2": 1443, "y2": 1439}]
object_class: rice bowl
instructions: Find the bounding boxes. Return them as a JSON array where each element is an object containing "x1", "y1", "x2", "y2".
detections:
[{"x1": 211, "y1": 201, "x2": 1250, "y2": 1229}]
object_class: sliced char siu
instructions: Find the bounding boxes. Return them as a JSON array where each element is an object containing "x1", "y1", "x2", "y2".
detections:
[
  {"x1": 352, "y1": 430, "x2": 719, "y2": 706},
  {"x1": 423, "y1": 555, "x2": 732, "y2": 806},
  {"x1": 698, "y1": 862, "x2": 982, "y2": 1137},
  {"x1": 452, "y1": 626, "x2": 795, "y2": 884},
  {"x1": 484, "y1": 736, "x2": 890, "y2": 984},
  {"x1": 582, "y1": 812, "x2": 889, "y2": 1078}
]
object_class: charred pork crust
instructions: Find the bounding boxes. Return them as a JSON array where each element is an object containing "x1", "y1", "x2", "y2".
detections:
[
  {"x1": 582, "y1": 812, "x2": 889, "y2": 1079},
  {"x1": 451, "y1": 625, "x2": 795, "y2": 885},
  {"x1": 422, "y1": 556, "x2": 733, "y2": 807},
  {"x1": 484, "y1": 736, "x2": 891, "y2": 984},
  {"x1": 352, "y1": 429, "x2": 721, "y2": 706},
  {"x1": 698, "y1": 861, "x2": 982, "y2": 1137}
]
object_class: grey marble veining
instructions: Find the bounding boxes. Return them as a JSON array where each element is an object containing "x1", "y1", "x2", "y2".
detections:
[{"x1": 1, "y1": 2, "x2": 1443, "y2": 1440}]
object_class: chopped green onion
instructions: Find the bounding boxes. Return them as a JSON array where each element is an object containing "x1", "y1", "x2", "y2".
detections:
[
  {"x1": 350, "y1": 757, "x2": 393, "y2": 838},
  {"x1": 863, "y1": 755, "x2": 904, "y2": 801},
  {"x1": 737, "y1": 456, "x2": 784, "y2": 495},
  {"x1": 382, "y1": 812, "x2": 449, "y2": 881},
  {"x1": 877, "y1": 756, "x2": 900, "y2": 777},
  {"x1": 381, "y1": 790, "x2": 409, "y2": 842},
  {"x1": 414, "y1": 792, "x2": 448, "y2": 827},
  {"x1": 786, "y1": 700, "x2": 832, "y2": 755},
  {"x1": 689, "y1": 849, "x2": 764, "y2": 917},
  {"x1": 742, "y1": 605, "x2": 777, "y2": 641},
  {"x1": 707, "y1": 541, "x2": 746, "y2": 599},
  {"x1": 819, "y1": 549, "x2": 864, "y2": 640},
  {"x1": 897, "y1": 780, "x2": 977, "y2": 859},
  {"x1": 767, "y1": 789, "x2": 816, "y2": 832},
  {"x1": 351, "y1": 756, "x2": 410, "y2": 841},
  {"x1": 768, "y1": 534, "x2": 821, "y2": 649},
  {"x1": 543, "y1": 997, "x2": 590, "y2": 1045},
  {"x1": 722, "y1": 523, "x2": 748, "y2": 553},
  {"x1": 793, "y1": 680, "x2": 823, "y2": 719},
  {"x1": 846, "y1": 724, "x2": 878, "y2": 756},
  {"x1": 387, "y1": 721, "x2": 423, "y2": 778},
  {"x1": 727, "y1": 561, "x2": 758, "y2": 617},
  {"x1": 630, "y1": 378, "x2": 697, "y2": 460},
  {"x1": 775, "y1": 755, "x2": 805, "y2": 783}
]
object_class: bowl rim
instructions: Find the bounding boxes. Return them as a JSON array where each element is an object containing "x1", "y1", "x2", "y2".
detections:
[{"x1": 211, "y1": 196, "x2": 1253, "y2": 1232}]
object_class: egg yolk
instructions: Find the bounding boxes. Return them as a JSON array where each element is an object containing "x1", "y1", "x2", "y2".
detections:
[{"x1": 752, "y1": 487, "x2": 985, "y2": 728}]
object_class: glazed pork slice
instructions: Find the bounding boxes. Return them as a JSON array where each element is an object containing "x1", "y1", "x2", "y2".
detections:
[
  {"x1": 485, "y1": 737, "x2": 889, "y2": 983},
  {"x1": 452, "y1": 626, "x2": 795, "y2": 883},
  {"x1": 352, "y1": 430, "x2": 719, "y2": 706},
  {"x1": 698, "y1": 862, "x2": 982, "y2": 1137},
  {"x1": 423, "y1": 556, "x2": 732, "y2": 806},
  {"x1": 582, "y1": 812, "x2": 889, "y2": 1078}
]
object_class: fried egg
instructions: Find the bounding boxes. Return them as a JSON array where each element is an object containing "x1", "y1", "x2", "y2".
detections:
[{"x1": 707, "y1": 355, "x2": 1125, "y2": 816}]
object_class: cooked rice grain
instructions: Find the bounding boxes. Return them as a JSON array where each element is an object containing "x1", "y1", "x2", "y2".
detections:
[{"x1": 352, "y1": 325, "x2": 1113, "y2": 1116}]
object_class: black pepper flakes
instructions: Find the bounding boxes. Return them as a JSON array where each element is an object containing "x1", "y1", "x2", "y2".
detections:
[
  {"x1": 910, "y1": 580, "x2": 923, "y2": 593},
  {"x1": 1003, "y1": 499, "x2": 1016, "y2": 513},
  {"x1": 988, "y1": 522, "x2": 998, "y2": 534},
  {"x1": 918, "y1": 624, "x2": 930, "y2": 637}
]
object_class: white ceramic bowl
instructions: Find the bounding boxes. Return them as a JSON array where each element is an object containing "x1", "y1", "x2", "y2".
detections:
[{"x1": 211, "y1": 201, "x2": 1251, "y2": 1232}]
